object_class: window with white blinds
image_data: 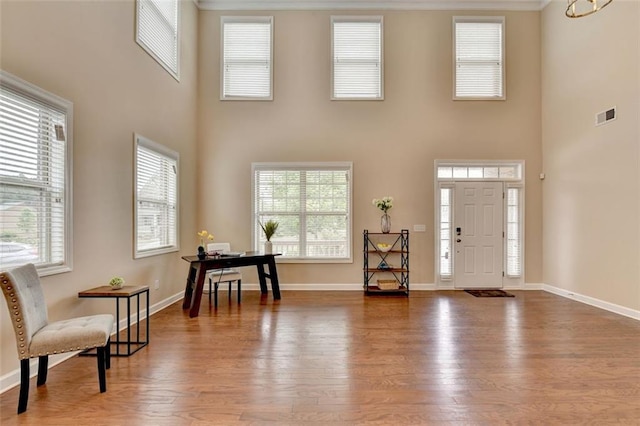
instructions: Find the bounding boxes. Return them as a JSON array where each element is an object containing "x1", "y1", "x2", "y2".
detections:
[
  {"x1": 134, "y1": 135, "x2": 179, "y2": 258},
  {"x1": 332, "y1": 16, "x2": 383, "y2": 100},
  {"x1": 252, "y1": 163, "x2": 352, "y2": 262},
  {"x1": 0, "y1": 71, "x2": 72, "y2": 275},
  {"x1": 136, "y1": 0, "x2": 180, "y2": 81},
  {"x1": 439, "y1": 187, "x2": 452, "y2": 278},
  {"x1": 453, "y1": 17, "x2": 505, "y2": 100},
  {"x1": 221, "y1": 16, "x2": 273, "y2": 100},
  {"x1": 506, "y1": 187, "x2": 522, "y2": 277}
]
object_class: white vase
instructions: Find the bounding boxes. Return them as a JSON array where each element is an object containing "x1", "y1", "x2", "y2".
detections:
[{"x1": 264, "y1": 241, "x2": 273, "y2": 254}]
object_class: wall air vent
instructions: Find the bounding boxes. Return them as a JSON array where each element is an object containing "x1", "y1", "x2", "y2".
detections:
[{"x1": 595, "y1": 107, "x2": 616, "y2": 126}]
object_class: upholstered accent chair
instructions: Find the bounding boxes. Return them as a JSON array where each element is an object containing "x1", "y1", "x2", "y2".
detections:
[
  {"x1": 0, "y1": 263, "x2": 114, "y2": 414},
  {"x1": 206, "y1": 243, "x2": 242, "y2": 307}
]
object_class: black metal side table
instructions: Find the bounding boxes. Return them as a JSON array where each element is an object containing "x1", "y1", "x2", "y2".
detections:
[{"x1": 78, "y1": 285, "x2": 149, "y2": 356}]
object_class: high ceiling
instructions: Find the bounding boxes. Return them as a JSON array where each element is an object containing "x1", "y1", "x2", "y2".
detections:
[{"x1": 196, "y1": 0, "x2": 551, "y2": 11}]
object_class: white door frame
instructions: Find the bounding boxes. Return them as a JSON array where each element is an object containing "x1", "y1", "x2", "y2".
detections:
[{"x1": 434, "y1": 160, "x2": 525, "y2": 289}]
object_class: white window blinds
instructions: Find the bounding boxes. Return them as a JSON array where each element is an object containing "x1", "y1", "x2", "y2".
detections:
[
  {"x1": 253, "y1": 163, "x2": 352, "y2": 261},
  {"x1": 136, "y1": 0, "x2": 180, "y2": 80},
  {"x1": 454, "y1": 17, "x2": 505, "y2": 99},
  {"x1": 506, "y1": 187, "x2": 522, "y2": 277},
  {"x1": 0, "y1": 71, "x2": 72, "y2": 274},
  {"x1": 332, "y1": 16, "x2": 383, "y2": 100},
  {"x1": 222, "y1": 16, "x2": 273, "y2": 100},
  {"x1": 134, "y1": 135, "x2": 179, "y2": 258}
]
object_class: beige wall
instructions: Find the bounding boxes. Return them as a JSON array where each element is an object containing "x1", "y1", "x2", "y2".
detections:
[
  {"x1": 0, "y1": 0, "x2": 199, "y2": 376},
  {"x1": 541, "y1": 0, "x2": 640, "y2": 309},
  {"x1": 198, "y1": 10, "x2": 543, "y2": 286}
]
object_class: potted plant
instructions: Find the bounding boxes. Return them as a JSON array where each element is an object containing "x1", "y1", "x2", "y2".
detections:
[{"x1": 259, "y1": 220, "x2": 279, "y2": 254}]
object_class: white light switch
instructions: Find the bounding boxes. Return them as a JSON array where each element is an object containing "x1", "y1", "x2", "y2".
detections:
[{"x1": 413, "y1": 224, "x2": 426, "y2": 232}]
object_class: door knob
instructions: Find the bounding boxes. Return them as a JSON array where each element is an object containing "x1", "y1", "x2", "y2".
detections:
[{"x1": 456, "y1": 239, "x2": 461, "y2": 243}]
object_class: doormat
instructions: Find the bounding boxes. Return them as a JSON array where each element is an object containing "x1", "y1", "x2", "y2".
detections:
[{"x1": 464, "y1": 289, "x2": 515, "y2": 297}]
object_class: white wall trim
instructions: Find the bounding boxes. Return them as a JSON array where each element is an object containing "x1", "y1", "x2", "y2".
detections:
[
  {"x1": 543, "y1": 284, "x2": 640, "y2": 321},
  {"x1": 237, "y1": 282, "x2": 438, "y2": 291},
  {"x1": 197, "y1": 0, "x2": 546, "y2": 11},
  {"x1": 0, "y1": 291, "x2": 184, "y2": 395}
]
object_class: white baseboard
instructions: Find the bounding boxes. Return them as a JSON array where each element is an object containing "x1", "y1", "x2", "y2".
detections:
[
  {"x1": 0, "y1": 291, "x2": 184, "y2": 395},
  {"x1": 542, "y1": 284, "x2": 640, "y2": 320},
  {"x1": 238, "y1": 282, "x2": 438, "y2": 291}
]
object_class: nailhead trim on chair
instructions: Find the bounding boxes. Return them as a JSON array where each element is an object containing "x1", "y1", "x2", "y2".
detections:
[{"x1": 1, "y1": 274, "x2": 29, "y2": 357}]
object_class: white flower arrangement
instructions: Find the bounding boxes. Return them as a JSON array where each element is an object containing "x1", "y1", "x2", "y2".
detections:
[{"x1": 372, "y1": 196, "x2": 394, "y2": 213}]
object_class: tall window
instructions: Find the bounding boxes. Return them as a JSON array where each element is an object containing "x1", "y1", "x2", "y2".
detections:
[
  {"x1": 134, "y1": 134, "x2": 179, "y2": 258},
  {"x1": 332, "y1": 16, "x2": 383, "y2": 100},
  {"x1": 221, "y1": 16, "x2": 273, "y2": 100},
  {"x1": 252, "y1": 163, "x2": 352, "y2": 262},
  {"x1": 453, "y1": 16, "x2": 505, "y2": 100},
  {"x1": 0, "y1": 71, "x2": 72, "y2": 275},
  {"x1": 439, "y1": 187, "x2": 453, "y2": 278},
  {"x1": 506, "y1": 187, "x2": 522, "y2": 277},
  {"x1": 136, "y1": 0, "x2": 180, "y2": 80}
]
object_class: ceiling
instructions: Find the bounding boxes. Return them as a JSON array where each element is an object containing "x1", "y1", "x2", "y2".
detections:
[{"x1": 196, "y1": 0, "x2": 552, "y2": 11}]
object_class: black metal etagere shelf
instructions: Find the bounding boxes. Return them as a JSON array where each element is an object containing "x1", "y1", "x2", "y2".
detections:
[{"x1": 363, "y1": 229, "x2": 409, "y2": 295}]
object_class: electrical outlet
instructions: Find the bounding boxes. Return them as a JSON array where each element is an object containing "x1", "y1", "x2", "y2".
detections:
[{"x1": 154, "y1": 279, "x2": 160, "y2": 290}]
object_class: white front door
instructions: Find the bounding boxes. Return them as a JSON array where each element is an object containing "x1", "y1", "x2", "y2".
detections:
[{"x1": 454, "y1": 182, "x2": 504, "y2": 289}]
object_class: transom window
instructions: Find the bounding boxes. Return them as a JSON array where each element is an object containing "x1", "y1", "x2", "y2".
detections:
[
  {"x1": 134, "y1": 134, "x2": 179, "y2": 258},
  {"x1": 0, "y1": 71, "x2": 73, "y2": 275},
  {"x1": 331, "y1": 16, "x2": 383, "y2": 100},
  {"x1": 252, "y1": 162, "x2": 352, "y2": 262},
  {"x1": 136, "y1": 0, "x2": 180, "y2": 81},
  {"x1": 437, "y1": 163, "x2": 521, "y2": 180},
  {"x1": 453, "y1": 16, "x2": 505, "y2": 100},
  {"x1": 221, "y1": 16, "x2": 273, "y2": 100}
]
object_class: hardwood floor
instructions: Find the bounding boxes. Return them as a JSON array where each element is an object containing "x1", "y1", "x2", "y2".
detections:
[{"x1": 1, "y1": 290, "x2": 639, "y2": 425}]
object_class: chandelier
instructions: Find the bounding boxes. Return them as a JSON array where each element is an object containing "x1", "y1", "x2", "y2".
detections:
[{"x1": 566, "y1": 0, "x2": 613, "y2": 18}]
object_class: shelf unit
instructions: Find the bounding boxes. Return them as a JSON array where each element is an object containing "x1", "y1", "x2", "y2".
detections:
[{"x1": 363, "y1": 229, "x2": 409, "y2": 295}]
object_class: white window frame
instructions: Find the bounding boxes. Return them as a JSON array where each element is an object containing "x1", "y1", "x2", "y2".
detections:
[
  {"x1": 252, "y1": 162, "x2": 353, "y2": 263},
  {"x1": 221, "y1": 16, "x2": 274, "y2": 101},
  {"x1": 134, "y1": 134, "x2": 179, "y2": 258},
  {"x1": 453, "y1": 16, "x2": 505, "y2": 100},
  {"x1": 331, "y1": 16, "x2": 384, "y2": 101},
  {"x1": 0, "y1": 70, "x2": 73, "y2": 276},
  {"x1": 136, "y1": 0, "x2": 180, "y2": 81},
  {"x1": 434, "y1": 160, "x2": 524, "y2": 288}
]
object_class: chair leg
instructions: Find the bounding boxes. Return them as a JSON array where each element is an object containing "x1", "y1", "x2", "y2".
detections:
[
  {"x1": 214, "y1": 282, "x2": 219, "y2": 308},
  {"x1": 208, "y1": 278, "x2": 212, "y2": 304},
  {"x1": 18, "y1": 359, "x2": 30, "y2": 414},
  {"x1": 228, "y1": 281, "x2": 232, "y2": 301},
  {"x1": 96, "y1": 346, "x2": 107, "y2": 393},
  {"x1": 105, "y1": 337, "x2": 111, "y2": 370},
  {"x1": 238, "y1": 280, "x2": 242, "y2": 304},
  {"x1": 37, "y1": 355, "x2": 48, "y2": 386}
]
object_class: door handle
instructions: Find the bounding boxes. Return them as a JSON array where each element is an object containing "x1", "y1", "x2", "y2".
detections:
[{"x1": 456, "y1": 239, "x2": 461, "y2": 243}]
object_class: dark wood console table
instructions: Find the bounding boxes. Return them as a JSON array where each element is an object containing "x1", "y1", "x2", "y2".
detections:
[{"x1": 181, "y1": 252, "x2": 281, "y2": 318}]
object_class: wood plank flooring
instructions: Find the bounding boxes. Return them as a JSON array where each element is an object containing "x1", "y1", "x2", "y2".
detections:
[{"x1": 1, "y1": 290, "x2": 639, "y2": 425}]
